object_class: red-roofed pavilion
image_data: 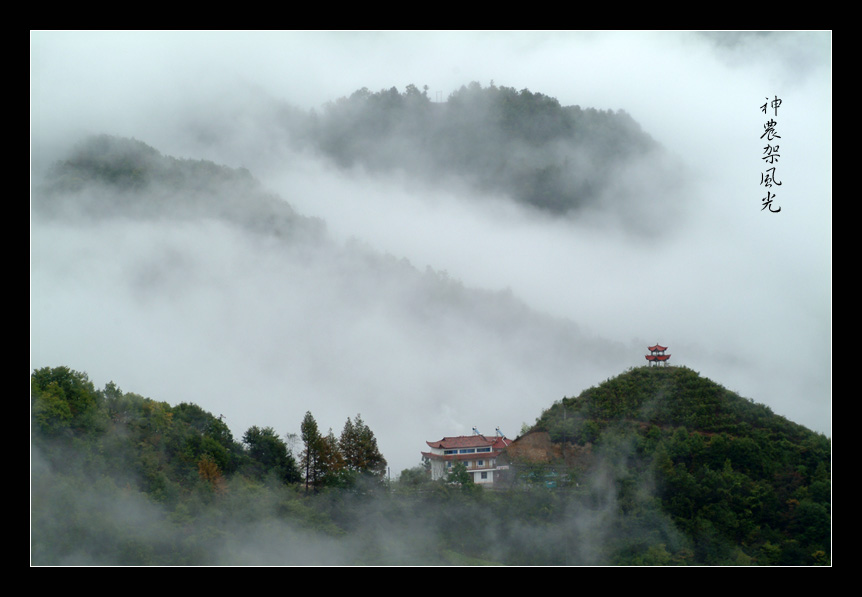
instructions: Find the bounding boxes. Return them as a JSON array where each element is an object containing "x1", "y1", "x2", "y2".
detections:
[{"x1": 646, "y1": 344, "x2": 671, "y2": 367}]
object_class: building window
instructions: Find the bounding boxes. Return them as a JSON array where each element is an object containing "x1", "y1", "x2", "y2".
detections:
[
  {"x1": 480, "y1": 472, "x2": 488, "y2": 480},
  {"x1": 477, "y1": 460, "x2": 484, "y2": 467}
]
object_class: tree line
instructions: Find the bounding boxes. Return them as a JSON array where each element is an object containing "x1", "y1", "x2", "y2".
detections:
[
  {"x1": 297, "y1": 411, "x2": 387, "y2": 491},
  {"x1": 32, "y1": 366, "x2": 386, "y2": 498}
]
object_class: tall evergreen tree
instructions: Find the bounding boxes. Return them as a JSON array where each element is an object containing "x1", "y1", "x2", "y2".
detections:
[
  {"x1": 339, "y1": 414, "x2": 387, "y2": 479},
  {"x1": 319, "y1": 428, "x2": 346, "y2": 487},
  {"x1": 300, "y1": 411, "x2": 323, "y2": 492}
]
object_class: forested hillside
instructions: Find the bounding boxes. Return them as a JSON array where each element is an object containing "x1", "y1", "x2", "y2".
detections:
[
  {"x1": 31, "y1": 366, "x2": 389, "y2": 564},
  {"x1": 509, "y1": 366, "x2": 831, "y2": 565},
  {"x1": 297, "y1": 82, "x2": 673, "y2": 215}
]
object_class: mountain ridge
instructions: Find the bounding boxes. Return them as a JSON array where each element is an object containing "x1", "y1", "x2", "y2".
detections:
[
  {"x1": 301, "y1": 81, "x2": 677, "y2": 218},
  {"x1": 34, "y1": 134, "x2": 325, "y2": 243}
]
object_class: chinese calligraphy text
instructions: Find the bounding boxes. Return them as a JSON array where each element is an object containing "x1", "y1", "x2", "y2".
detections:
[{"x1": 759, "y1": 95, "x2": 783, "y2": 213}]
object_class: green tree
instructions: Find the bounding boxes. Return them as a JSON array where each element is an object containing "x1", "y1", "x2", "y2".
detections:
[
  {"x1": 447, "y1": 462, "x2": 473, "y2": 486},
  {"x1": 339, "y1": 414, "x2": 387, "y2": 479},
  {"x1": 242, "y1": 425, "x2": 300, "y2": 484},
  {"x1": 319, "y1": 428, "x2": 346, "y2": 487},
  {"x1": 31, "y1": 377, "x2": 73, "y2": 436},
  {"x1": 300, "y1": 411, "x2": 324, "y2": 492},
  {"x1": 398, "y1": 465, "x2": 430, "y2": 488},
  {"x1": 31, "y1": 366, "x2": 102, "y2": 435}
]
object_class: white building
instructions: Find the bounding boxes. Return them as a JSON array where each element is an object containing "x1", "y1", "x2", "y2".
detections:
[{"x1": 422, "y1": 428, "x2": 512, "y2": 485}]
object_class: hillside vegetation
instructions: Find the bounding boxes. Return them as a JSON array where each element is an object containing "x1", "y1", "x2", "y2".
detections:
[
  {"x1": 31, "y1": 365, "x2": 830, "y2": 565},
  {"x1": 31, "y1": 366, "x2": 391, "y2": 565},
  {"x1": 513, "y1": 366, "x2": 831, "y2": 564}
]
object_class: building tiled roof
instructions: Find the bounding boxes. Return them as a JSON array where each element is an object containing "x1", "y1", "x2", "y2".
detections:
[
  {"x1": 426, "y1": 435, "x2": 499, "y2": 449},
  {"x1": 648, "y1": 344, "x2": 668, "y2": 352},
  {"x1": 493, "y1": 436, "x2": 512, "y2": 449},
  {"x1": 423, "y1": 433, "x2": 512, "y2": 462}
]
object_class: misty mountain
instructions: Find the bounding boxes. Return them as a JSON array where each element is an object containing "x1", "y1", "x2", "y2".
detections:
[
  {"x1": 503, "y1": 366, "x2": 831, "y2": 564},
  {"x1": 35, "y1": 135, "x2": 324, "y2": 242},
  {"x1": 295, "y1": 82, "x2": 677, "y2": 217}
]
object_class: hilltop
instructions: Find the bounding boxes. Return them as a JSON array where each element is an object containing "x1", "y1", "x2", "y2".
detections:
[
  {"x1": 502, "y1": 366, "x2": 831, "y2": 564},
  {"x1": 532, "y1": 365, "x2": 819, "y2": 442}
]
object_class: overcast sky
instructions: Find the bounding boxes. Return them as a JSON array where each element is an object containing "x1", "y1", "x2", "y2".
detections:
[{"x1": 30, "y1": 31, "x2": 831, "y2": 474}]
